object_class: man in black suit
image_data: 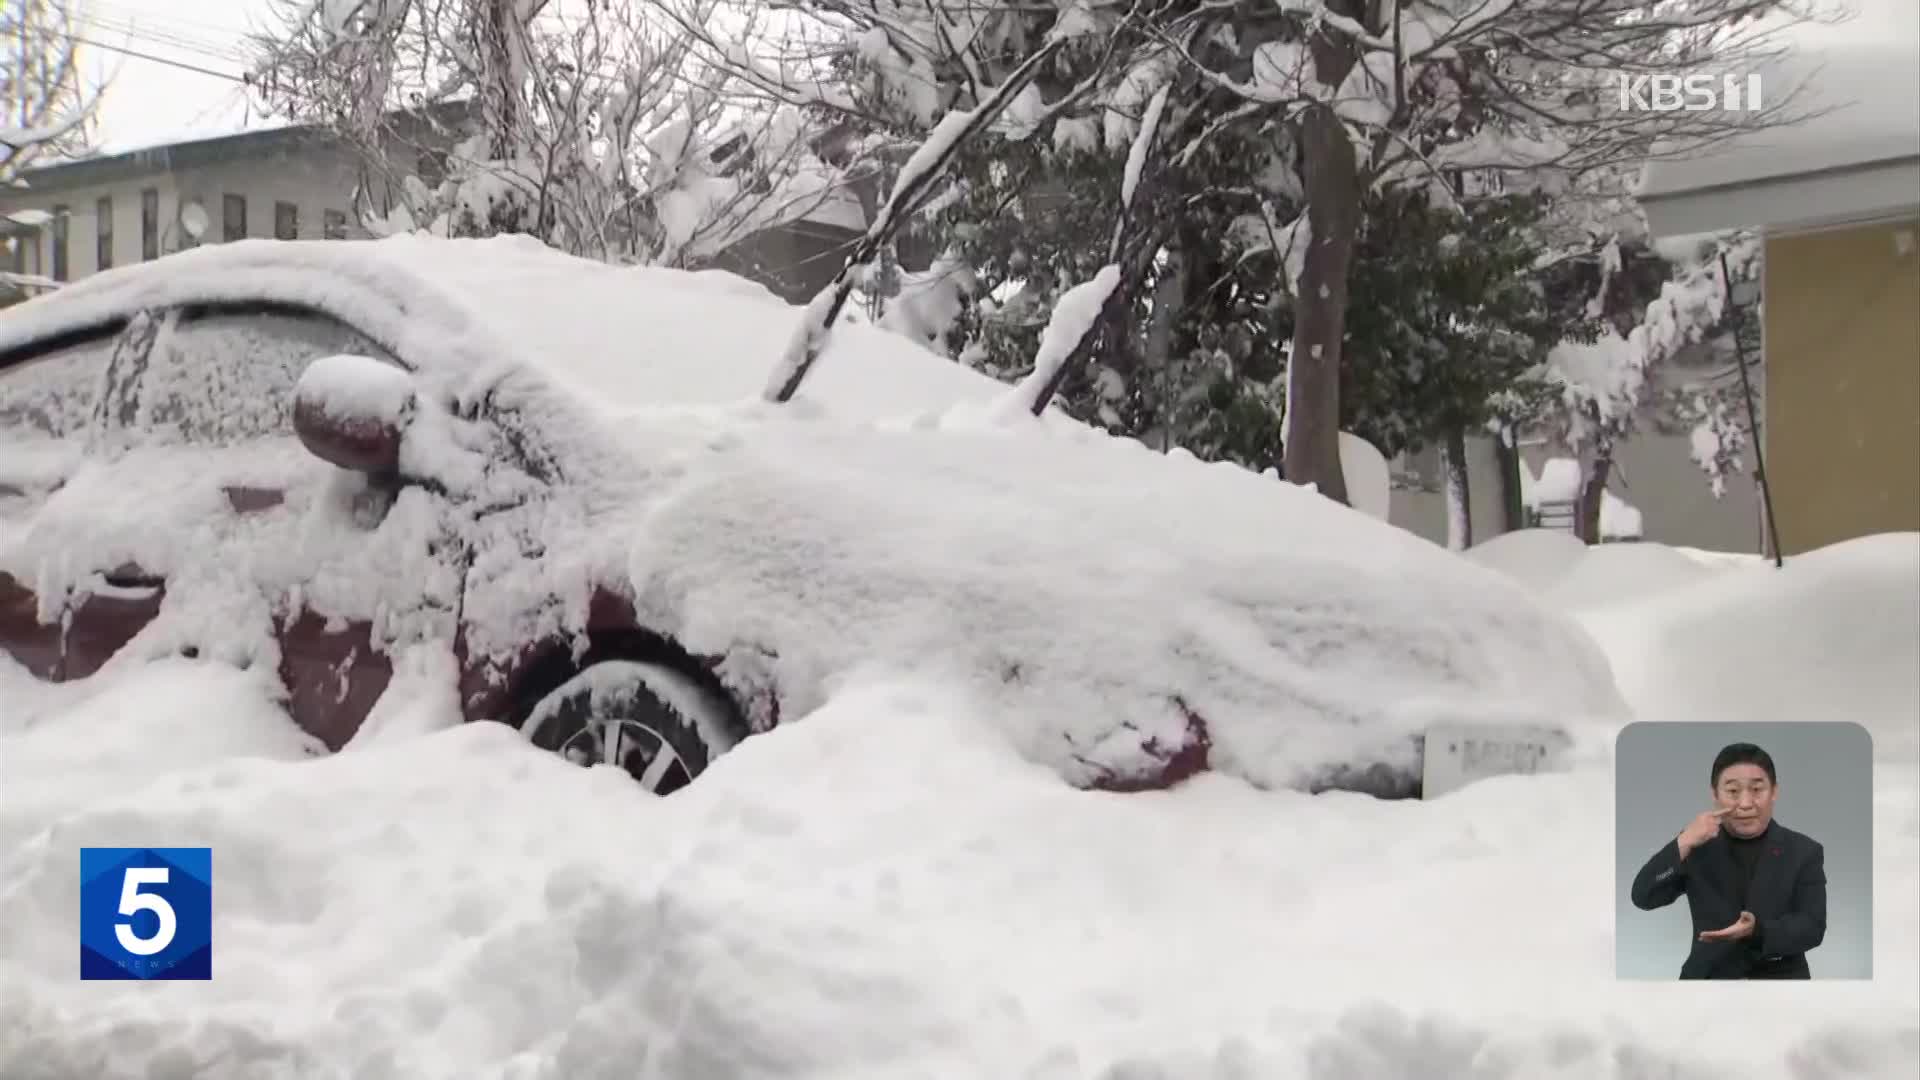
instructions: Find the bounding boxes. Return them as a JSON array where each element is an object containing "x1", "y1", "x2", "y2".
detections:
[{"x1": 1630, "y1": 742, "x2": 1827, "y2": 979}]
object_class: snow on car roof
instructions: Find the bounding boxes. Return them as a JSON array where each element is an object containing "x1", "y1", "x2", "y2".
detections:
[{"x1": 0, "y1": 234, "x2": 1003, "y2": 423}]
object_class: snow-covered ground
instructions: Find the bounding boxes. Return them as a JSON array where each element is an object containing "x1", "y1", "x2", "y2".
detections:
[{"x1": 3, "y1": 531, "x2": 1916, "y2": 1079}]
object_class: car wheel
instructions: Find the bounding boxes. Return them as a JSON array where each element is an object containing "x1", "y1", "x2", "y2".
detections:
[{"x1": 515, "y1": 659, "x2": 736, "y2": 794}]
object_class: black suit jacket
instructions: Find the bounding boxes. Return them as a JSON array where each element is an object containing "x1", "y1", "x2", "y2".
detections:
[{"x1": 1630, "y1": 820, "x2": 1827, "y2": 979}]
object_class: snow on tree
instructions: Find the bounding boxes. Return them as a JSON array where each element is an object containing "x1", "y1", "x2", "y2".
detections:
[
  {"x1": 762, "y1": 33, "x2": 1074, "y2": 403},
  {"x1": 756, "y1": 0, "x2": 1816, "y2": 507},
  {"x1": 1534, "y1": 226, "x2": 1761, "y2": 541},
  {"x1": 249, "y1": 0, "x2": 857, "y2": 264},
  {"x1": 1652, "y1": 232, "x2": 1764, "y2": 500},
  {"x1": 1, "y1": 0, "x2": 98, "y2": 186}
]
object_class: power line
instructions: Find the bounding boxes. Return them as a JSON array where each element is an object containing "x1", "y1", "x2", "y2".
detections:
[
  {"x1": 67, "y1": 32, "x2": 253, "y2": 85},
  {"x1": 78, "y1": 11, "x2": 257, "y2": 68},
  {"x1": 85, "y1": 0, "x2": 265, "y2": 42}
]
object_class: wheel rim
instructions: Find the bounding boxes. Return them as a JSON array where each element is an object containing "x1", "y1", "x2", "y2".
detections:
[{"x1": 555, "y1": 717, "x2": 694, "y2": 794}]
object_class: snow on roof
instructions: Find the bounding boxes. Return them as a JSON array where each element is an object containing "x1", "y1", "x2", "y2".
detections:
[
  {"x1": 1639, "y1": 42, "x2": 1920, "y2": 195},
  {"x1": 1638, "y1": 6, "x2": 1920, "y2": 233}
]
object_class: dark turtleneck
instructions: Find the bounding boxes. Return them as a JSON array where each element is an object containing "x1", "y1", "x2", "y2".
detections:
[{"x1": 1725, "y1": 820, "x2": 1771, "y2": 910}]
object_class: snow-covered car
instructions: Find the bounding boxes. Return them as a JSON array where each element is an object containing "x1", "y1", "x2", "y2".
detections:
[{"x1": 0, "y1": 235, "x2": 1625, "y2": 796}]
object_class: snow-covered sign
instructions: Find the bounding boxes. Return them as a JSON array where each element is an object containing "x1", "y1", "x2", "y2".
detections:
[{"x1": 1422, "y1": 722, "x2": 1574, "y2": 799}]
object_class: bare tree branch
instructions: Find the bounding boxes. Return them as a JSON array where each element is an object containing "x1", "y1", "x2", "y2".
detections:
[{"x1": 1, "y1": 0, "x2": 103, "y2": 186}]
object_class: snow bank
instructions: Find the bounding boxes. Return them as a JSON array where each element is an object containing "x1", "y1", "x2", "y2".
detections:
[
  {"x1": 0, "y1": 659, "x2": 321, "y2": 854},
  {"x1": 1474, "y1": 533, "x2": 1763, "y2": 610},
  {"x1": 2, "y1": 659, "x2": 1914, "y2": 1078},
  {"x1": 1542, "y1": 539, "x2": 1726, "y2": 610},
  {"x1": 1467, "y1": 529, "x2": 1592, "y2": 592},
  {"x1": 1578, "y1": 534, "x2": 1920, "y2": 760}
]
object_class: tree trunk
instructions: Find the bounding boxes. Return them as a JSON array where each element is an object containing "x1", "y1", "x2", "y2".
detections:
[
  {"x1": 480, "y1": 0, "x2": 522, "y2": 159},
  {"x1": 1442, "y1": 426, "x2": 1473, "y2": 551},
  {"x1": 1574, "y1": 451, "x2": 1612, "y2": 544},
  {"x1": 1282, "y1": 38, "x2": 1361, "y2": 506},
  {"x1": 1493, "y1": 431, "x2": 1526, "y2": 533},
  {"x1": 1144, "y1": 247, "x2": 1187, "y2": 452}
]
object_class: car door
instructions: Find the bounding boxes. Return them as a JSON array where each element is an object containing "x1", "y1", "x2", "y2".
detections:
[
  {"x1": 0, "y1": 318, "x2": 148, "y2": 680},
  {"x1": 124, "y1": 300, "x2": 467, "y2": 749},
  {"x1": 56, "y1": 311, "x2": 174, "y2": 679}
]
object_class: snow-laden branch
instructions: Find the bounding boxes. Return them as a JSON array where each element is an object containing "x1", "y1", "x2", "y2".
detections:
[
  {"x1": 995, "y1": 264, "x2": 1124, "y2": 421},
  {"x1": 761, "y1": 31, "x2": 1075, "y2": 404},
  {"x1": 1010, "y1": 68, "x2": 1175, "y2": 419}
]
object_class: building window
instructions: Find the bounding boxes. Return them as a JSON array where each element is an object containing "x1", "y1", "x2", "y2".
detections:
[
  {"x1": 273, "y1": 201, "x2": 299, "y2": 240},
  {"x1": 95, "y1": 197, "x2": 113, "y2": 271},
  {"x1": 50, "y1": 205, "x2": 69, "y2": 281},
  {"x1": 322, "y1": 209, "x2": 349, "y2": 240},
  {"x1": 141, "y1": 188, "x2": 160, "y2": 260},
  {"x1": 223, "y1": 194, "x2": 247, "y2": 242}
]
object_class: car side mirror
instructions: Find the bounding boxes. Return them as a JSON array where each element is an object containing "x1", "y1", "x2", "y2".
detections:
[{"x1": 292, "y1": 354, "x2": 417, "y2": 475}]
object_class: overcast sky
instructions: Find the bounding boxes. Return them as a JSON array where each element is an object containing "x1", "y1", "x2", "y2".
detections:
[
  {"x1": 79, "y1": 0, "x2": 281, "y2": 152},
  {"x1": 76, "y1": 0, "x2": 1918, "y2": 153}
]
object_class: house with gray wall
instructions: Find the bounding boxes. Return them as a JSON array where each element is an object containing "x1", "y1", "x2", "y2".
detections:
[
  {"x1": 1388, "y1": 333, "x2": 1767, "y2": 554},
  {"x1": 0, "y1": 108, "x2": 474, "y2": 286},
  {"x1": 1, "y1": 109, "x2": 864, "y2": 306},
  {"x1": 6, "y1": 126, "x2": 363, "y2": 281}
]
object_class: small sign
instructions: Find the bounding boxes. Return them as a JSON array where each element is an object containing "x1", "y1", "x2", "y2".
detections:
[
  {"x1": 80, "y1": 847, "x2": 212, "y2": 980},
  {"x1": 1422, "y1": 723, "x2": 1572, "y2": 799}
]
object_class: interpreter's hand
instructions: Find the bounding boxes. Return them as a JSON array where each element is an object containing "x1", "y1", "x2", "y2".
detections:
[
  {"x1": 1677, "y1": 807, "x2": 1732, "y2": 857},
  {"x1": 1698, "y1": 911, "x2": 1757, "y2": 943}
]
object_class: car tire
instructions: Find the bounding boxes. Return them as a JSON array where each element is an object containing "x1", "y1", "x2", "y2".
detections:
[{"x1": 514, "y1": 659, "x2": 737, "y2": 794}]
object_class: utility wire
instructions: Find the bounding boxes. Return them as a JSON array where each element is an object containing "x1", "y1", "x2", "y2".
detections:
[
  {"x1": 66, "y1": 32, "x2": 253, "y2": 84},
  {"x1": 77, "y1": 11, "x2": 257, "y2": 67},
  {"x1": 85, "y1": 0, "x2": 263, "y2": 42}
]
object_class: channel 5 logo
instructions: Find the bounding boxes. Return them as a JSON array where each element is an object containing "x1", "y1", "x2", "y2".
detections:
[{"x1": 79, "y1": 848, "x2": 212, "y2": 980}]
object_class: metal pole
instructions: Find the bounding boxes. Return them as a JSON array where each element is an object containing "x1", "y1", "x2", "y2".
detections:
[{"x1": 1719, "y1": 252, "x2": 1783, "y2": 567}]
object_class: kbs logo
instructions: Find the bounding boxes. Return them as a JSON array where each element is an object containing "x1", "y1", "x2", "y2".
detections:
[
  {"x1": 1617, "y1": 72, "x2": 1765, "y2": 113},
  {"x1": 79, "y1": 848, "x2": 212, "y2": 980}
]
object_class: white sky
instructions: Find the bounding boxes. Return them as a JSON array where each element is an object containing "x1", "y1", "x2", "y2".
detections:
[
  {"x1": 75, "y1": 0, "x2": 1917, "y2": 154},
  {"x1": 1791, "y1": 0, "x2": 1920, "y2": 45},
  {"x1": 77, "y1": 0, "x2": 285, "y2": 152}
]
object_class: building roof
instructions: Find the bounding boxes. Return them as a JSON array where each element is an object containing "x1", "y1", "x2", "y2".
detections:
[
  {"x1": 1638, "y1": 28, "x2": 1920, "y2": 236},
  {"x1": 7, "y1": 102, "x2": 475, "y2": 195},
  {"x1": 8, "y1": 124, "x2": 335, "y2": 193}
]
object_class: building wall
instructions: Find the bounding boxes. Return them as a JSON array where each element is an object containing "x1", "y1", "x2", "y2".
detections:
[
  {"x1": 1387, "y1": 429, "x2": 1764, "y2": 552},
  {"x1": 1763, "y1": 216, "x2": 1920, "y2": 555},
  {"x1": 1389, "y1": 437, "x2": 1511, "y2": 546},
  {"x1": 1518, "y1": 434, "x2": 1764, "y2": 552},
  {"x1": 173, "y1": 143, "x2": 365, "y2": 247},
  {"x1": 2, "y1": 173, "x2": 182, "y2": 280},
  {"x1": 2, "y1": 141, "x2": 368, "y2": 283}
]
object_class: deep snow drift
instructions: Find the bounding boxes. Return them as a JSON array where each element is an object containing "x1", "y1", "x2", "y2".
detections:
[{"x1": 2, "y1": 535, "x2": 1916, "y2": 1079}]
